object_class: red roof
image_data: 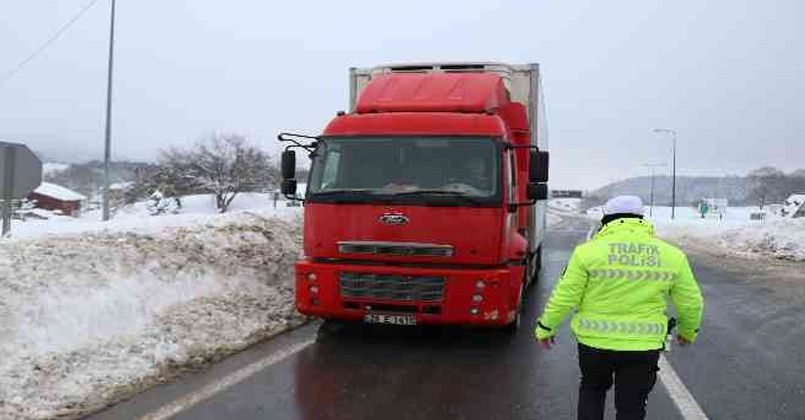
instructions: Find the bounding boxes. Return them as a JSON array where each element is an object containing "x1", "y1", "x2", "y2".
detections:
[
  {"x1": 355, "y1": 73, "x2": 508, "y2": 114},
  {"x1": 323, "y1": 112, "x2": 507, "y2": 137}
]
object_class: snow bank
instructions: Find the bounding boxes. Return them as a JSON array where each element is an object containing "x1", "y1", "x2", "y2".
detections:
[
  {"x1": 657, "y1": 216, "x2": 805, "y2": 262},
  {"x1": 0, "y1": 213, "x2": 303, "y2": 419},
  {"x1": 620, "y1": 205, "x2": 805, "y2": 261}
]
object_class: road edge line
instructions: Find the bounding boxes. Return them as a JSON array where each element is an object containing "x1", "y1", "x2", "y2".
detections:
[
  {"x1": 140, "y1": 338, "x2": 315, "y2": 420},
  {"x1": 658, "y1": 354, "x2": 709, "y2": 420}
]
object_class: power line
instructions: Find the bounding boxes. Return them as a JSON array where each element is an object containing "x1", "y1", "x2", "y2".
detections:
[{"x1": 0, "y1": 0, "x2": 102, "y2": 86}]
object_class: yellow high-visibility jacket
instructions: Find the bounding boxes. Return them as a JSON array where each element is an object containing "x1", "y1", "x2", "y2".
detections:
[{"x1": 534, "y1": 218, "x2": 704, "y2": 351}]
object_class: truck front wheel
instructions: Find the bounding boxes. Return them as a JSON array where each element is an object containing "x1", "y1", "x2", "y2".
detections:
[
  {"x1": 504, "y1": 282, "x2": 525, "y2": 335},
  {"x1": 526, "y1": 246, "x2": 542, "y2": 289},
  {"x1": 504, "y1": 311, "x2": 521, "y2": 335},
  {"x1": 316, "y1": 319, "x2": 346, "y2": 339}
]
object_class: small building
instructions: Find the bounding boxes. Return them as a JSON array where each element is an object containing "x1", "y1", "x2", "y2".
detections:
[
  {"x1": 27, "y1": 182, "x2": 86, "y2": 217},
  {"x1": 781, "y1": 194, "x2": 805, "y2": 218}
]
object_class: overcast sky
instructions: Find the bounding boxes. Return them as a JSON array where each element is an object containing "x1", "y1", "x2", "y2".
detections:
[{"x1": 1, "y1": 0, "x2": 803, "y2": 189}]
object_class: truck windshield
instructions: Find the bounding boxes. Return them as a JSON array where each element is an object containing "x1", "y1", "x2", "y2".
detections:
[{"x1": 307, "y1": 136, "x2": 501, "y2": 206}]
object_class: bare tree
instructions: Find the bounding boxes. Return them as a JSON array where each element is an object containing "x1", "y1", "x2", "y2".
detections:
[
  {"x1": 159, "y1": 134, "x2": 278, "y2": 213},
  {"x1": 747, "y1": 167, "x2": 805, "y2": 204}
]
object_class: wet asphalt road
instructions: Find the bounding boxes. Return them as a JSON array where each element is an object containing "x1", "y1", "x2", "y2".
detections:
[{"x1": 93, "y1": 215, "x2": 805, "y2": 419}]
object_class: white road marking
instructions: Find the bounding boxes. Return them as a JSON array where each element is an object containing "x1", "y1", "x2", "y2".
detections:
[
  {"x1": 658, "y1": 354, "x2": 710, "y2": 420},
  {"x1": 140, "y1": 338, "x2": 315, "y2": 420},
  {"x1": 585, "y1": 226, "x2": 597, "y2": 241}
]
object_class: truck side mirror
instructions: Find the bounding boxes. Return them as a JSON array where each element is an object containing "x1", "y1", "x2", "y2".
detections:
[
  {"x1": 281, "y1": 150, "x2": 296, "y2": 180},
  {"x1": 527, "y1": 183, "x2": 548, "y2": 201},
  {"x1": 530, "y1": 150, "x2": 549, "y2": 183},
  {"x1": 281, "y1": 179, "x2": 297, "y2": 196}
]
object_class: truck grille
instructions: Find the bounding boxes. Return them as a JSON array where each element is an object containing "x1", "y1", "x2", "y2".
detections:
[
  {"x1": 338, "y1": 241, "x2": 453, "y2": 257},
  {"x1": 339, "y1": 273, "x2": 445, "y2": 302}
]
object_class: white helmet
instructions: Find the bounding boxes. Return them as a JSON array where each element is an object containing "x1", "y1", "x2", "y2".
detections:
[{"x1": 603, "y1": 195, "x2": 645, "y2": 216}]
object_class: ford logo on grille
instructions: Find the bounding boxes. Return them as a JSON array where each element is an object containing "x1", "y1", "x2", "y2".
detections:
[{"x1": 379, "y1": 212, "x2": 409, "y2": 226}]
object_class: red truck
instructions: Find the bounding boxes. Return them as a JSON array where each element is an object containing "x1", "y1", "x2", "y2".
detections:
[{"x1": 279, "y1": 62, "x2": 549, "y2": 332}]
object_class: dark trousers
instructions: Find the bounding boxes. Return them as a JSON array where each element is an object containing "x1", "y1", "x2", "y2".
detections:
[{"x1": 577, "y1": 343, "x2": 660, "y2": 420}]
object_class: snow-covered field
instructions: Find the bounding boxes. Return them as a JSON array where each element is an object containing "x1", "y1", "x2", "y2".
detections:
[
  {"x1": 10, "y1": 193, "x2": 300, "y2": 239},
  {"x1": 585, "y1": 204, "x2": 805, "y2": 262},
  {"x1": 0, "y1": 194, "x2": 304, "y2": 419}
]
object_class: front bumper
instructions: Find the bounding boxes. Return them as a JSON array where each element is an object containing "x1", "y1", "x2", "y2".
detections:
[{"x1": 295, "y1": 259, "x2": 523, "y2": 327}]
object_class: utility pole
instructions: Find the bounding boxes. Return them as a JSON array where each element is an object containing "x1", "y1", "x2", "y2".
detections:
[
  {"x1": 653, "y1": 128, "x2": 677, "y2": 220},
  {"x1": 102, "y1": 0, "x2": 117, "y2": 221},
  {"x1": 2, "y1": 147, "x2": 15, "y2": 236},
  {"x1": 642, "y1": 163, "x2": 665, "y2": 218}
]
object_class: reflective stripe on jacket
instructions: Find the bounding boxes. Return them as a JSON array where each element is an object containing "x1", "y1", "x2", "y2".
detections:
[{"x1": 534, "y1": 218, "x2": 704, "y2": 351}]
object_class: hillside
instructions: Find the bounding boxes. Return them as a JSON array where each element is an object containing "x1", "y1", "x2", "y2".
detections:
[{"x1": 588, "y1": 175, "x2": 750, "y2": 206}]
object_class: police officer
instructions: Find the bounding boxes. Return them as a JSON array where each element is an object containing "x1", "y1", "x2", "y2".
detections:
[{"x1": 534, "y1": 195, "x2": 704, "y2": 420}]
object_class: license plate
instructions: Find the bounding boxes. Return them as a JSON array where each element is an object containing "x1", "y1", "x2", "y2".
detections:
[{"x1": 364, "y1": 313, "x2": 417, "y2": 326}]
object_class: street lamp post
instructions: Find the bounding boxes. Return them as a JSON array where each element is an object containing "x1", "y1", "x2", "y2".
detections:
[
  {"x1": 653, "y1": 128, "x2": 677, "y2": 220},
  {"x1": 102, "y1": 0, "x2": 117, "y2": 221}
]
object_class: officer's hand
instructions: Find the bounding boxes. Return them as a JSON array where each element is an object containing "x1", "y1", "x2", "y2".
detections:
[
  {"x1": 538, "y1": 336, "x2": 556, "y2": 350},
  {"x1": 676, "y1": 335, "x2": 691, "y2": 347}
]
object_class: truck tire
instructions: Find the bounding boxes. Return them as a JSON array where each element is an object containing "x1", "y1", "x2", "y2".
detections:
[
  {"x1": 535, "y1": 245, "x2": 543, "y2": 275},
  {"x1": 316, "y1": 319, "x2": 345, "y2": 339},
  {"x1": 525, "y1": 246, "x2": 542, "y2": 289},
  {"x1": 504, "y1": 283, "x2": 525, "y2": 335},
  {"x1": 504, "y1": 311, "x2": 521, "y2": 335}
]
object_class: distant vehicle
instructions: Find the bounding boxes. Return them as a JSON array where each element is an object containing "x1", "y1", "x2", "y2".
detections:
[{"x1": 279, "y1": 62, "x2": 549, "y2": 331}]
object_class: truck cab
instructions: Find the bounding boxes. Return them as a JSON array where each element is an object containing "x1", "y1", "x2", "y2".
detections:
[{"x1": 280, "y1": 62, "x2": 549, "y2": 330}]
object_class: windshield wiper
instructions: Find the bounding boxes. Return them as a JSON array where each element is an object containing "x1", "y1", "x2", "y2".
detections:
[
  {"x1": 390, "y1": 190, "x2": 484, "y2": 204},
  {"x1": 309, "y1": 189, "x2": 379, "y2": 196},
  {"x1": 308, "y1": 189, "x2": 399, "y2": 203}
]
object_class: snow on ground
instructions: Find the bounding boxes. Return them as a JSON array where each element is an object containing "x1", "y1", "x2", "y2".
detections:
[
  {"x1": 548, "y1": 198, "x2": 582, "y2": 215},
  {"x1": 11, "y1": 193, "x2": 300, "y2": 239},
  {"x1": 546, "y1": 212, "x2": 563, "y2": 227},
  {"x1": 0, "y1": 194, "x2": 304, "y2": 419},
  {"x1": 650, "y1": 206, "x2": 805, "y2": 262},
  {"x1": 546, "y1": 198, "x2": 583, "y2": 227},
  {"x1": 42, "y1": 162, "x2": 69, "y2": 176}
]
